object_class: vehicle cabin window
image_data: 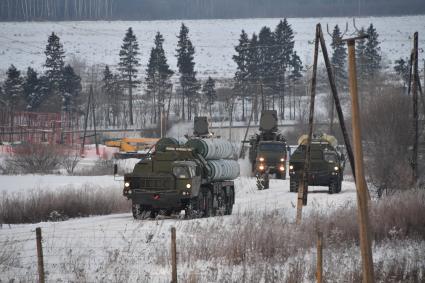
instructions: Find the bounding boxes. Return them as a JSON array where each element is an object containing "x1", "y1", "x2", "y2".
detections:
[
  {"x1": 188, "y1": 166, "x2": 196, "y2": 178},
  {"x1": 259, "y1": 143, "x2": 285, "y2": 152},
  {"x1": 173, "y1": 166, "x2": 189, "y2": 179},
  {"x1": 324, "y1": 152, "x2": 337, "y2": 163}
]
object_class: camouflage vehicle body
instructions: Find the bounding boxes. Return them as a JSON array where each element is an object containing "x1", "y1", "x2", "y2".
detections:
[
  {"x1": 123, "y1": 118, "x2": 236, "y2": 219},
  {"x1": 289, "y1": 134, "x2": 345, "y2": 194},
  {"x1": 248, "y1": 110, "x2": 287, "y2": 180}
]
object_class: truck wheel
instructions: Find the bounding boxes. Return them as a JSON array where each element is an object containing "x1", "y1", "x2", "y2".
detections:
[
  {"x1": 205, "y1": 190, "x2": 214, "y2": 217},
  {"x1": 337, "y1": 179, "x2": 342, "y2": 193},
  {"x1": 132, "y1": 204, "x2": 139, "y2": 219},
  {"x1": 224, "y1": 187, "x2": 234, "y2": 215},
  {"x1": 196, "y1": 191, "x2": 206, "y2": 218},
  {"x1": 290, "y1": 179, "x2": 298, "y2": 192},
  {"x1": 329, "y1": 180, "x2": 338, "y2": 194}
]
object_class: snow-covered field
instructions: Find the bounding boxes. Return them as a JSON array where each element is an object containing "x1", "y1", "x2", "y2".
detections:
[
  {"x1": 1, "y1": 15, "x2": 424, "y2": 79},
  {"x1": 0, "y1": 174, "x2": 355, "y2": 279}
]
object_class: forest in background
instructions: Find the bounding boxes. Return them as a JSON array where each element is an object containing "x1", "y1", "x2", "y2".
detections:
[{"x1": 1, "y1": 0, "x2": 424, "y2": 21}]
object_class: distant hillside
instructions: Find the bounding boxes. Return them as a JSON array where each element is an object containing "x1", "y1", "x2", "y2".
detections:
[{"x1": 1, "y1": 0, "x2": 424, "y2": 21}]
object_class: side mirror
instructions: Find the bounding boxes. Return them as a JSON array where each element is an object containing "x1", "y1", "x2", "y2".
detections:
[{"x1": 113, "y1": 164, "x2": 118, "y2": 176}]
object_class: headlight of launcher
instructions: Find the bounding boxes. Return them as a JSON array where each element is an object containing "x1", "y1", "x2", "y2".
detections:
[
  {"x1": 259, "y1": 165, "x2": 265, "y2": 171},
  {"x1": 124, "y1": 182, "x2": 130, "y2": 188},
  {"x1": 334, "y1": 166, "x2": 339, "y2": 171},
  {"x1": 289, "y1": 165, "x2": 294, "y2": 170},
  {"x1": 279, "y1": 166, "x2": 285, "y2": 171},
  {"x1": 259, "y1": 157, "x2": 265, "y2": 162}
]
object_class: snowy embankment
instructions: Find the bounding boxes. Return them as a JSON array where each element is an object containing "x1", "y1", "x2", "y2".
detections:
[{"x1": 1, "y1": 173, "x2": 424, "y2": 282}]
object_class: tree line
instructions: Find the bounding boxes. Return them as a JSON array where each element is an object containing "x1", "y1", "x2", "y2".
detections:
[
  {"x1": 1, "y1": 0, "x2": 424, "y2": 21},
  {"x1": 0, "y1": 19, "x2": 384, "y2": 130}
]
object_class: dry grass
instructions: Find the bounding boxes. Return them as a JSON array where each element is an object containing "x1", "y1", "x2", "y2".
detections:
[
  {"x1": 0, "y1": 185, "x2": 130, "y2": 224},
  {"x1": 161, "y1": 189, "x2": 425, "y2": 282}
]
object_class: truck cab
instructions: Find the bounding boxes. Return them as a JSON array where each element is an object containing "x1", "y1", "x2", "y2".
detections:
[{"x1": 254, "y1": 141, "x2": 287, "y2": 179}]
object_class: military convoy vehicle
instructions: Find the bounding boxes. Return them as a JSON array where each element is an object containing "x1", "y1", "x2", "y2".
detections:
[
  {"x1": 119, "y1": 117, "x2": 239, "y2": 219},
  {"x1": 289, "y1": 134, "x2": 345, "y2": 194},
  {"x1": 246, "y1": 110, "x2": 288, "y2": 189}
]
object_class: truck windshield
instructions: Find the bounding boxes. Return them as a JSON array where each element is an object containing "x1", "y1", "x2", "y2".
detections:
[
  {"x1": 173, "y1": 166, "x2": 189, "y2": 179},
  {"x1": 324, "y1": 152, "x2": 337, "y2": 163},
  {"x1": 260, "y1": 143, "x2": 285, "y2": 152}
]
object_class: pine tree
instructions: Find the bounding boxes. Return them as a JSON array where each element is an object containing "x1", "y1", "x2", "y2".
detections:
[
  {"x1": 364, "y1": 24, "x2": 381, "y2": 77},
  {"x1": 246, "y1": 33, "x2": 260, "y2": 122},
  {"x1": 233, "y1": 30, "x2": 250, "y2": 121},
  {"x1": 258, "y1": 26, "x2": 275, "y2": 109},
  {"x1": 61, "y1": 64, "x2": 82, "y2": 113},
  {"x1": 3, "y1": 64, "x2": 24, "y2": 112},
  {"x1": 394, "y1": 57, "x2": 410, "y2": 88},
  {"x1": 202, "y1": 76, "x2": 216, "y2": 117},
  {"x1": 288, "y1": 51, "x2": 303, "y2": 120},
  {"x1": 330, "y1": 25, "x2": 347, "y2": 90},
  {"x1": 356, "y1": 27, "x2": 367, "y2": 82},
  {"x1": 44, "y1": 32, "x2": 65, "y2": 86},
  {"x1": 23, "y1": 67, "x2": 42, "y2": 110},
  {"x1": 273, "y1": 18, "x2": 295, "y2": 119},
  {"x1": 176, "y1": 23, "x2": 199, "y2": 120},
  {"x1": 102, "y1": 65, "x2": 115, "y2": 125},
  {"x1": 118, "y1": 27, "x2": 141, "y2": 125},
  {"x1": 146, "y1": 32, "x2": 174, "y2": 123}
]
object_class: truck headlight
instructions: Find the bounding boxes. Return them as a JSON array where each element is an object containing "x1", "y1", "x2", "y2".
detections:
[
  {"x1": 259, "y1": 165, "x2": 265, "y2": 171},
  {"x1": 186, "y1": 183, "x2": 191, "y2": 189},
  {"x1": 124, "y1": 182, "x2": 130, "y2": 188},
  {"x1": 279, "y1": 166, "x2": 285, "y2": 171},
  {"x1": 280, "y1": 158, "x2": 285, "y2": 162},
  {"x1": 289, "y1": 165, "x2": 294, "y2": 170},
  {"x1": 259, "y1": 157, "x2": 265, "y2": 162},
  {"x1": 334, "y1": 166, "x2": 339, "y2": 171}
]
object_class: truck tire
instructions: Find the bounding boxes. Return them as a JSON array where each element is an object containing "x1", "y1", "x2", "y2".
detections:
[
  {"x1": 224, "y1": 187, "x2": 234, "y2": 215},
  {"x1": 290, "y1": 178, "x2": 298, "y2": 192},
  {"x1": 132, "y1": 204, "x2": 155, "y2": 219},
  {"x1": 329, "y1": 180, "x2": 339, "y2": 194},
  {"x1": 205, "y1": 190, "x2": 214, "y2": 217},
  {"x1": 196, "y1": 191, "x2": 206, "y2": 218}
]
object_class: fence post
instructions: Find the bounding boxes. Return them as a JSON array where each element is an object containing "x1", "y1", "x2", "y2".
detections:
[
  {"x1": 171, "y1": 226, "x2": 177, "y2": 283},
  {"x1": 36, "y1": 227, "x2": 45, "y2": 283},
  {"x1": 316, "y1": 231, "x2": 323, "y2": 283}
]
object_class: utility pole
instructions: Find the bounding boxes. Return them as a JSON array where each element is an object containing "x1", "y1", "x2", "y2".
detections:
[
  {"x1": 344, "y1": 35, "x2": 375, "y2": 283},
  {"x1": 318, "y1": 25, "x2": 356, "y2": 180},
  {"x1": 296, "y1": 24, "x2": 320, "y2": 224},
  {"x1": 412, "y1": 32, "x2": 419, "y2": 184}
]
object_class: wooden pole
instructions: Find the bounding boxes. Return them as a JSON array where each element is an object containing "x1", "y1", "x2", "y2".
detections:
[
  {"x1": 91, "y1": 86, "x2": 99, "y2": 156},
  {"x1": 171, "y1": 227, "x2": 177, "y2": 283},
  {"x1": 316, "y1": 231, "x2": 323, "y2": 283},
  {"x1": 80, "y1": 86, "x2": 92, "y2": 156},
  {"x1": 346, "y1": 38, "x2": 375, "y2": 283},
  {"x1": 36, "y1": 227, "x2": 45, "y2": 283},
  {"x1": 412, "y1": 32, "x2": 419, "y2": 184},
  {"x1": 318, "y1": 25, "x2": 356, "y2": 181},
  {"x1": 296, "y1": 24, "x2": 320, "y2": 224}
]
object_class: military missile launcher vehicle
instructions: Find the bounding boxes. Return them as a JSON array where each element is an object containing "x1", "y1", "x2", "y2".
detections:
[
  {"x1": 246, "y1": 110, "x2": 288, "y2": 189},
  {"x1": 289, "y1": 134, "x2": 345, "y2": 194},
  {"x1": 121, "y1": 117, "x2": 239, "y2": 219}
]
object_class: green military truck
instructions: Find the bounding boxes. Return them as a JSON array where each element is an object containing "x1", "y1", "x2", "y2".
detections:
[
  {"x1": 246, "y1": 110, "x2": 287, "y2": 189},
  {"x1": 120, "y1": 117, "x2": 239, "y2": 219},
  {"x1": 289, "y1": 134, "x2": 345, "y2": 194}
]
